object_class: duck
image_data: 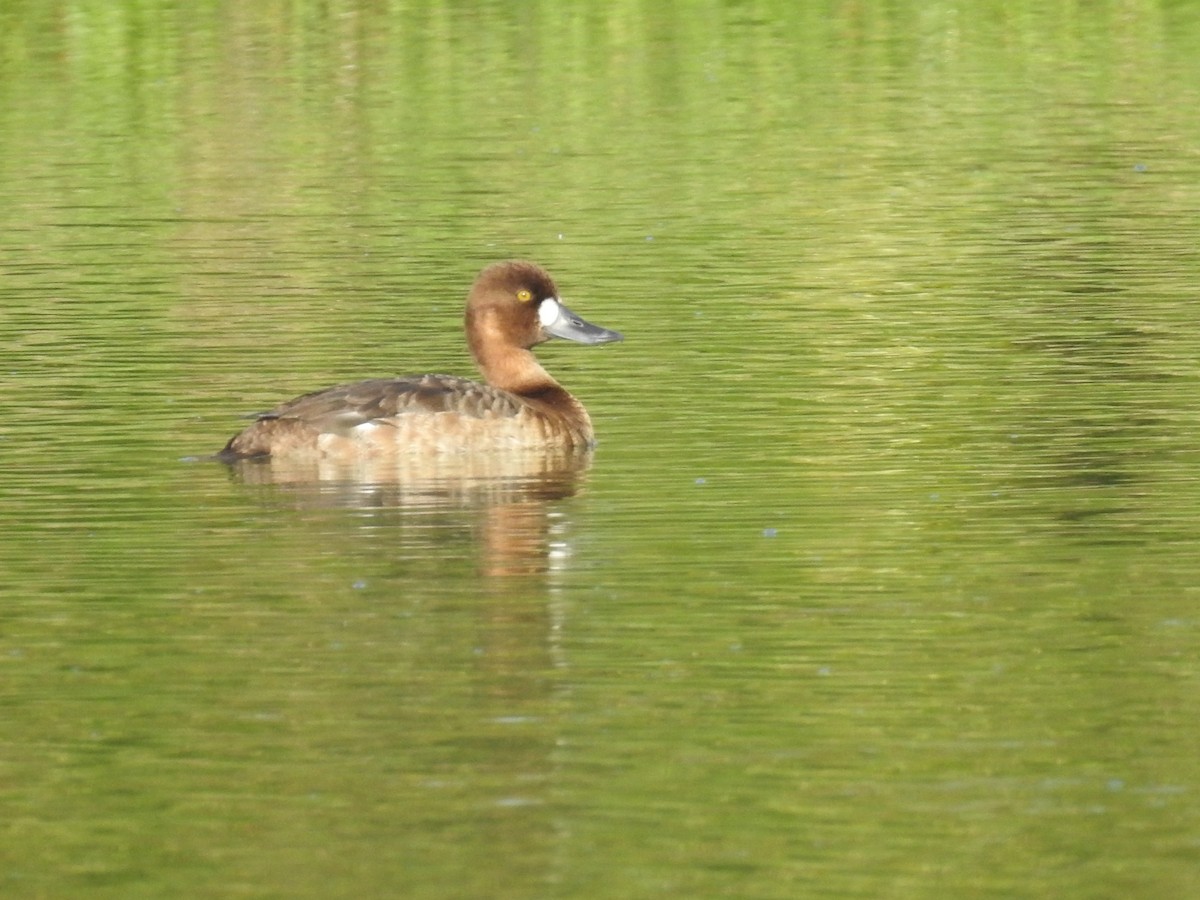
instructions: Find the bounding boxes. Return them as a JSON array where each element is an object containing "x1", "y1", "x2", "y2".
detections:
[{"x1": 217, "y1": 260, "x2": 622, "y2": 461}]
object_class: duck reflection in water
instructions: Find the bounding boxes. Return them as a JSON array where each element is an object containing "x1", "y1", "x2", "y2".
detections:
[{"x1": 229, "y1": 452, "x2": 590, "y2": 579}]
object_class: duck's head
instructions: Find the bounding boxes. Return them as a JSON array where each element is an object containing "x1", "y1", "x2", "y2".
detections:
[{"x1": 465, "y1": 260, "x2": 624, "y2": 356}]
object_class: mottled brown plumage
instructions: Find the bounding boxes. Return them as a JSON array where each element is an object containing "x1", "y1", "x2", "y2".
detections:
[{"x1": 217, "y1": 261, "x2": 622, "y2": 461}]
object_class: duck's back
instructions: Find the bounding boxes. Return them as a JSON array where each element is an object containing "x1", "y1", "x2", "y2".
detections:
[{"x1": 218, "y1": 375, "x2": 592, "y2": 460}]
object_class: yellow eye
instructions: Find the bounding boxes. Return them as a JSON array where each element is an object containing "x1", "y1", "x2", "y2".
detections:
[{"x1": 516, "y1": 289, "x2": 534, "y2": 302}]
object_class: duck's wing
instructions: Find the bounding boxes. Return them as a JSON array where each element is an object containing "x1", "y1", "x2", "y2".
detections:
[{"x1": 254, "y1": 375, "x2": 525, "y2": 436}]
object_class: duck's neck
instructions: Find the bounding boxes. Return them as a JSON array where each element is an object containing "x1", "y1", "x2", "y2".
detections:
[{"x1": 475, "y1": 345, "x2": 560, "y2": 397}]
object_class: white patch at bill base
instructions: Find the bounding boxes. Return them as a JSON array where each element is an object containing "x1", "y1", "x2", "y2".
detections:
[{"x1": 538, "y1": 298, "x2": 561, "y2": 326}]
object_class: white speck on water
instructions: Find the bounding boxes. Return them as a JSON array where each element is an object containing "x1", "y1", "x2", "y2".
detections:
[{"x1": 495, "y1": 796, "x2": 541, "y2": 808}]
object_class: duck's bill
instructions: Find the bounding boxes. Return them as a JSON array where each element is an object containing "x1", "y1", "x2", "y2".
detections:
[{"x1": 540, "y1": 298, "x2": 624, "y2": 345}]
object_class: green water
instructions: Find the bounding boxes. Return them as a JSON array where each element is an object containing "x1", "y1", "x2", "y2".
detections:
[{"x1": 3, "y1": 2, "x2": 1200, "y2": 897}]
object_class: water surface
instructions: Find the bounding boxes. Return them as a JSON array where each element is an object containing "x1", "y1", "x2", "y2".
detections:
[{"x1": 2, "y1": 2, "x2": 1200, "y2": 897}]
